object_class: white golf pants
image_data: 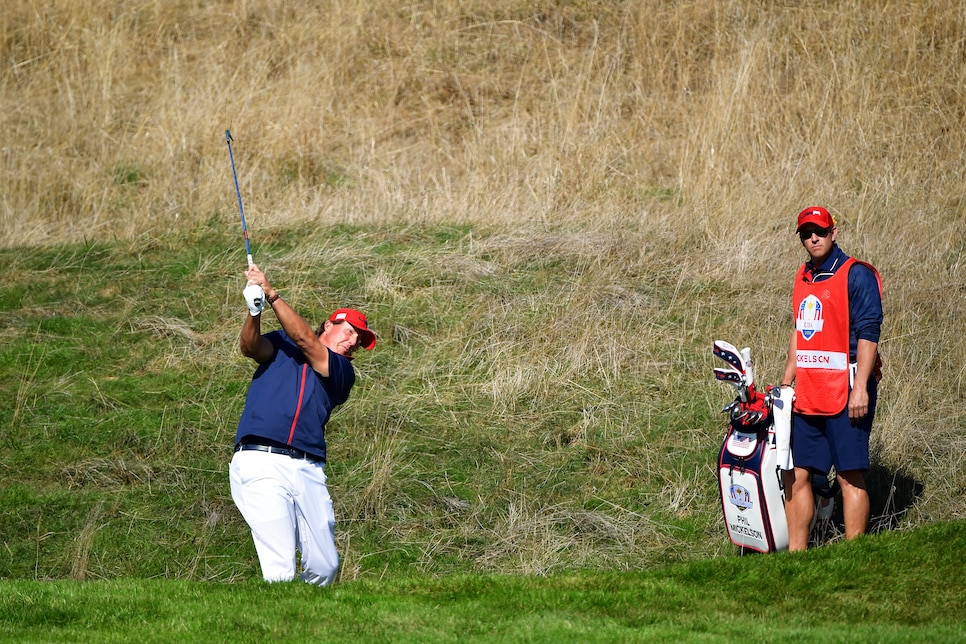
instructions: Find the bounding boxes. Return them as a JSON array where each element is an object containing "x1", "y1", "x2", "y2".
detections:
[{"x1": 229, "y1": 449, "x2": 339, "y2": 585}]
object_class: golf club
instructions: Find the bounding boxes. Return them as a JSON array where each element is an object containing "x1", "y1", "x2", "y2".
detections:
[
  {"x1": 713, "y1": 340, "x2": 746, "y2": 374},
  {"x1": 226, "y1": 129, "x2": 264, "y2": 315},
  {"x1": 226, "y1": 129, "x2": 254, "y2": 268}
]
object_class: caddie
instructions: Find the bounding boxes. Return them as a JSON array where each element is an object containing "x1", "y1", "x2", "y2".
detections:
[
  {"x1": 229, "y1": 263, "x2": 376, "y2": 584},
  {"x1": 780, "y1": 206, "x2": 883, "y2": 551}
]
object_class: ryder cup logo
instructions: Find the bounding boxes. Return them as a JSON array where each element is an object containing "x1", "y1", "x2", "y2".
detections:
[
  {"x1": 796, "y1": 294, "x2": 824, "y2": 341},
  {"x1": 729, "y1": 484, "x2": 753, "y2": 511}
]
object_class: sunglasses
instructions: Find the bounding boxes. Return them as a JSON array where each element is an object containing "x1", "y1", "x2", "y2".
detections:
[{"x1": 799, "y1": 227, "x2": 833, "y2": 241}]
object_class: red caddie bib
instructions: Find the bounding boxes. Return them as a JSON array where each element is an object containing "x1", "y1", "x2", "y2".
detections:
[{"x1": 792, "y1": 258, "x2": 856, "y2": 415}]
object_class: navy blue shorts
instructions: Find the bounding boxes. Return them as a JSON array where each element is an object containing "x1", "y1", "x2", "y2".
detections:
[{"x1": 791, "y1": 382, "x2": 877, "y2": 473}]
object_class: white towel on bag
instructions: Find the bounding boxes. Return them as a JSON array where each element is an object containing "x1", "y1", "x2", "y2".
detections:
[{"x1": 772, "y1": 387, "x2": 795, "y2": 470}]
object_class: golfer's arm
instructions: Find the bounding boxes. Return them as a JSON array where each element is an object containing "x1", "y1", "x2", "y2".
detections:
[
  {"x1": 240, "y1": 313, "x2": 274, "y2": 362},
  {"x1": 265, "y1": 289, "x2": 330, "y2": 376}
]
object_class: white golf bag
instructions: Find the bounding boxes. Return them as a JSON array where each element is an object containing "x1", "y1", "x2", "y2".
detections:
[
  {"x1": 713, "y1": 340, "x2": 837, "y2": 553},
  {"x1": 717, "y1": 406, "x2": 788, "y2": 553}
]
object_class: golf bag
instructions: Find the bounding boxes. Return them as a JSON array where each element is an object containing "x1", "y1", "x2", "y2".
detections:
[
  {"x1": 712, "y1": 340, "x2": 838, "y2": 553},
  {"x1": 713, "y1": 340, "x2": 789, "y2": 553},
  {"x1": 718, "y1": 411, "x2": 788, "y2": 553}
]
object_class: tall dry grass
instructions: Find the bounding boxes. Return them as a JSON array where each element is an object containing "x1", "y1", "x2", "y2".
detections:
[
  {"x1": 3, "y1": 0, "x2": 965, "y2": 569},
  {"x1": 5, "y1": 2, "x2": 964, "y2": 246}
]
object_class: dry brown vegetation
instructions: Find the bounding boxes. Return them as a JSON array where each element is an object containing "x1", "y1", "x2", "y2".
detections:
[
  {"x1": 3, "y1": 1, "x2": 965, "y2": 577},
  {"x1": 6, "y1": 1, "x2": 965, "y2": 246}
]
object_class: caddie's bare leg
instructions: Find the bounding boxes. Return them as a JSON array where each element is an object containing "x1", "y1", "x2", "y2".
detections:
[
  {"x1": 838, "y1": 469, "x2": 869, "y2": 539},
  {"x1": 783, "y1": 466, "x2": 814, "y2": 551}
]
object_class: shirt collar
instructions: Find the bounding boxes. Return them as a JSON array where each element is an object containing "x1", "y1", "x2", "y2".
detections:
[{"x1": 805, "y1": 245, "x2": 847, "y2": 281}]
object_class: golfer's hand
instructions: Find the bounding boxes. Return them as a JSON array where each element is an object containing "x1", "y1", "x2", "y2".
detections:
[
  {"x1": 243, "y1": 264, "x2": 271, "y2": 316},
  {"x1": 243, "y1": 283, "x2": 264, "y2": 316},
  {"x1": 244, "y1": 264, "x2": 270, "y2": 289}
]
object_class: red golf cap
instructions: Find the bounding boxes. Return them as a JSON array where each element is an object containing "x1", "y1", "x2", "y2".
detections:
[
  {"x1": 329, "y1": 308, "x2": 376, "y2": 350},
  {"x1": 796, "y1": 206, "x2": 835, "y2": 232}
]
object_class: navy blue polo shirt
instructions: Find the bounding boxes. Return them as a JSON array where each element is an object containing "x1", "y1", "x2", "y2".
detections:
[
  {"x1": 802, "y1": 245, "x2": 883, "y2": 361},
  {"x1": 235, "y1": 330, "x2": 355, "y2": 462}
]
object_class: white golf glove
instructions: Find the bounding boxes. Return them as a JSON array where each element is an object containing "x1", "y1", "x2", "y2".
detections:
[{"x1": 243, "y1": 283, "x2": 265, "y2": 316}]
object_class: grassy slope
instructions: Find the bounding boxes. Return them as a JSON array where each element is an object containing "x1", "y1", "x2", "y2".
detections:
[
  {"x1": 0, "y1": 225, "x2": 733, "y2": 581},
  {"x1": 2, "y1": 520, "x2": 965, "y2": 641},
  {"x1": 0, "y1": 224, "x2": 950, "y2": 584}
]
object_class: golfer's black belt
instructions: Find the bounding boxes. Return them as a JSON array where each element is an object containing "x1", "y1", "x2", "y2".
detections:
[{"x1": 235, "y1": 442, "x2": 325, "y2": 464}]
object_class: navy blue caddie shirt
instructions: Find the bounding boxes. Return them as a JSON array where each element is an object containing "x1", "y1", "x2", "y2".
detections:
[{"x1": 802, "y1": 244, "x2": 883, "y2": 362}]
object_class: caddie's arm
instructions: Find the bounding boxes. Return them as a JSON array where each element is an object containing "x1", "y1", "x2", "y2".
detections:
[
  {"x1": 781, "y1": 331, "x2": 797, "y2": 387},
  {"x1": 848, "y1": 339, "x2": 877, "y2": 420},
  {"x1": 245, "y1": 264, "x2": 332, "y2": 377}
]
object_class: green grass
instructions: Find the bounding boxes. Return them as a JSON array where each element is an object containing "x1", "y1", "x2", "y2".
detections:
[
  {"x1": 0, "y1": 225, "x2": 959, "y2": 638},
  {"x1": 2, "y1": 520, "x2": 964, "y2": 641}
]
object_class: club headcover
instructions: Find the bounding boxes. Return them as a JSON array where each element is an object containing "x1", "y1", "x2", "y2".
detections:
[{"x1": 713, "y1": 340, "x2": 748, "y2": 375}]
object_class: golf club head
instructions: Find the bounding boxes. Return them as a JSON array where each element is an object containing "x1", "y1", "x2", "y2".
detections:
[{"x1": 729, "y1": 406, "x2": 747, "y2": 423}]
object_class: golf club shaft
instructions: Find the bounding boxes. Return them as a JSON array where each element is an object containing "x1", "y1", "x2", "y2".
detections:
[{"x1": 225, "y1": 130, "x2": 253, "y2": 268}]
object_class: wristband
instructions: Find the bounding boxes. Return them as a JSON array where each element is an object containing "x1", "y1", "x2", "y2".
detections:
[{"x1": 267, "y1": 292, "x2": 281, "y2": 305}]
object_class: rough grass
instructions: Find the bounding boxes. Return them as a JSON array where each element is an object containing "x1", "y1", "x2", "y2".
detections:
[{"x1": 0, "y1": 222, "x2": 951, "y2": 582}]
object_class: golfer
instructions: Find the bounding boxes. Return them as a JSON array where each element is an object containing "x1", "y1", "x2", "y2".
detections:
[
  {"x1": 229, "y1": 263, "x2": 375, "y2": 584},
  {"x1": 780, "y1": 206, "x2": 883, "y2": 551}
]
